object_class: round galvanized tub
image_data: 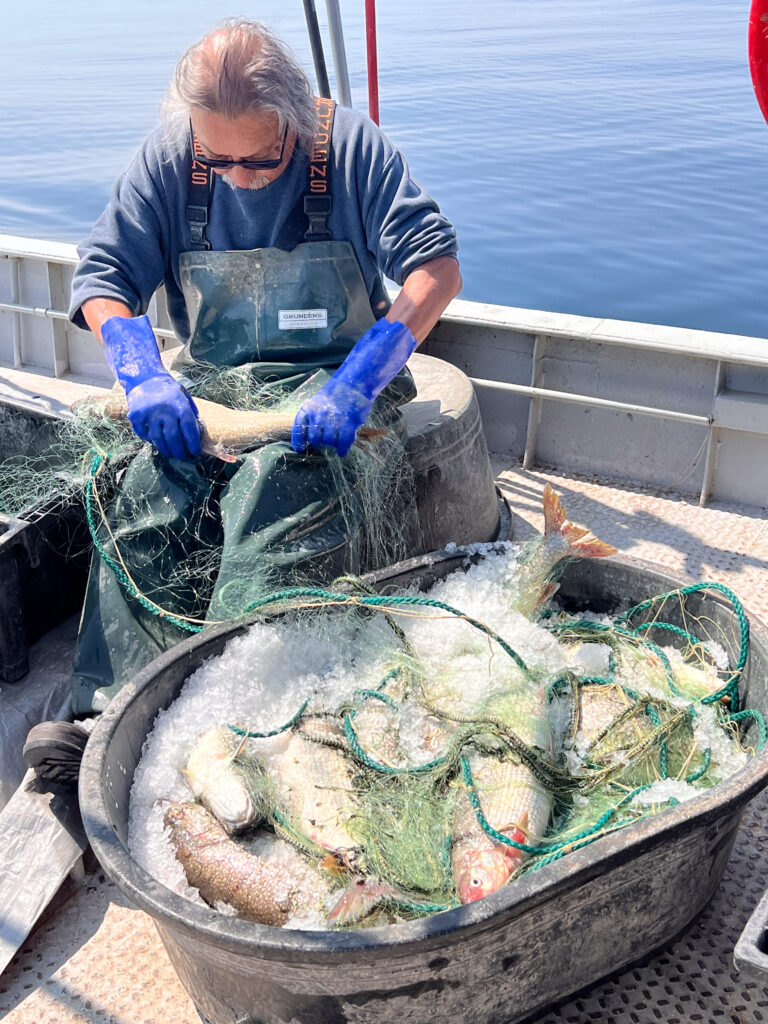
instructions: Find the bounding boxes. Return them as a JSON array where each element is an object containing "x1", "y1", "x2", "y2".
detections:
[{"x1": 79, "y1": 554, "x2": 768, "y2": 1024}]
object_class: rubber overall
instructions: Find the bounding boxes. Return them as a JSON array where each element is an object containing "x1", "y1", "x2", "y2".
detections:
[{"x1": 72, "y1": 100, "x2": 416, "y2": 714}]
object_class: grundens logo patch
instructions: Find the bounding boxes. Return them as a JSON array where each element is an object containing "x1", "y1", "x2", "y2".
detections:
[{"x1": 278, "y1": 309, "x2": 329, "y2": 330}]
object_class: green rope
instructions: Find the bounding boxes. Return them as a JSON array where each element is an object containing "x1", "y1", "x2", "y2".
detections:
[
  {"x1": 84, "y1": 451, "x2": 203, "y2": 635},
  {"x1": 228, "y1": 699, "x2": 310, "y2": 739},
  {"x1": 342, "y1": 710, "x2": 454, "y2": 776},
  {"x1": 376, "y1": 667, "x2": 403, "y2": 692},
  {"x1": 353, "y1": 689, "x2": 399, "y2": 709},
  {"x1": 685, "y1": 746, "x2": 711, "y2": 782},
  {"x1": 579, "y1": 675, "x2": 615, "y2": 687},
  {"x1": 724, "y1": 709, "x2": 768, "y2": 750},
  {"x1": 644, "y1": 702, "x2": 668, "y2": 780},
  {"x1": 547, "y1": 618, "x2": 683, "y2": 698},
  {"x1": 615, "y1": 582, "x2": 749, "y2": 705},
  {"x1": 243, "y1": 587, "x2": 530, "y2": 674},
  {"x1": 388, "y1": 896, "x2": 458, "y2": 916},
  {"x1": 631, "y1": 620, "x2": 709, "y2": 649}
]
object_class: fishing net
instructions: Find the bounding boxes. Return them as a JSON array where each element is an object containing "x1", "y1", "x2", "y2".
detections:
[
  {"x1": 0, "y1": 367, "x2": 417, "y2": 636},
  {"x1": 145, "y1": 564, "x2": 765, "y2": 928}
]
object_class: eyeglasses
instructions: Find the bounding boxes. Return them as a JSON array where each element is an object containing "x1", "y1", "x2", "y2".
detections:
[{"x1": 189, "y1": 121, "x2": 288, "y2": 170}]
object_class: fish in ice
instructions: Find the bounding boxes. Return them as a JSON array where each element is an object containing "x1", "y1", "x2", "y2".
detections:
[
  {"x1": 451, "y1": 751, "x2": 552, "y2": 904},
  {"x1": 165, "y1": 799, "x2": 421, "y2": 928},
  {"x1": 268, "y1": 720, "x2": 360, "y2": 867},
  {"x1": 164, "y1": 801, "x2": 333, "y2": 926},
  {"x1": 73, "y1": 391, "x2": 384, "y2": 461},
  {"x1": 183, "y1": 726, "x2": 271, "y2": 835},
  {"x1": 511, "y1": 485, "x2": 616, "y2": 618},
  {"x1": 450, "y1": 687, "x2": 555, "y2": 904}
]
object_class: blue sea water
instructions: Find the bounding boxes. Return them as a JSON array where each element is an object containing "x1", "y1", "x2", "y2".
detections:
[{"x1": 2, "y1": 0, "x2": 768, "y2": 337}]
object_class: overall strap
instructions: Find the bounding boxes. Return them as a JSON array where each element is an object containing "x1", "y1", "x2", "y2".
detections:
[
  {"x1": 304, "y1": 95, "x2": 335, "y2": 242},
  {"x1": 186, "y1": 131, "x2": 213, "y2": 251},
  {"x1": 275, "y1": 96, "x2": 336, "y2": 249},
  {"x1": 185, "y1": 97, "x2": 336, "y2": 251}
]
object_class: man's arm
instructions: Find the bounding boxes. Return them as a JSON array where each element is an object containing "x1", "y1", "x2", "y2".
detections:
[
  {"x1": 81, "y1": 298, "x2": 134, "y2": 340},
  {"x1": 385, "y1": 255, "x2": 462, "y2": 343}
]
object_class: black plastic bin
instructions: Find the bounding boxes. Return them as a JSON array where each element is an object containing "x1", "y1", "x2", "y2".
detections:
[
  {"x1": 79, "y1": 552, "x2": 768, "y2": 1024},
  {"x1": 0, "y1": 401, "x2": 90, "y2": 681}
]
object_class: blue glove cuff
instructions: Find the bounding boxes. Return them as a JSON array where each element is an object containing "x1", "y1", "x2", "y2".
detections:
[
  {"x1": 100, "y1": 314, "x2": 167, "y2": 394},
  {"x1": 332, "y1": 319, "x2": 417, "y2": 401}
]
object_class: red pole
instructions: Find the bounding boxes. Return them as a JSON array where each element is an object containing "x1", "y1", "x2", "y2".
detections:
[
  {"x1": 365, "y1": 0, "x2": 380, "y2": 124},
  {"x1": 749, "y1": 0, "x2": 768, "y2": 124}
]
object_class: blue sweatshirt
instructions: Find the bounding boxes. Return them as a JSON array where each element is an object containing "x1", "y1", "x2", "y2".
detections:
[{"x1": 69, "y1": 104, "x2": 459, "y2": 342}]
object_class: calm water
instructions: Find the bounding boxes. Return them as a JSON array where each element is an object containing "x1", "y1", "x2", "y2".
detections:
[{"x1": 3, "y1": 0, "x2": 768, "y2": 336}]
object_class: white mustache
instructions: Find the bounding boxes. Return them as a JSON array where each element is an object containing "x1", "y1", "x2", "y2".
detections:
[{"x1": 222, "y1": 173, "x2": 271, "y2": 191}]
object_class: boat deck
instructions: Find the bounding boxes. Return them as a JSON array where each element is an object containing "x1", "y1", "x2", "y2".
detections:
[{"x1": 1, "y1": 462, "x2": 767, "y2": 1024}]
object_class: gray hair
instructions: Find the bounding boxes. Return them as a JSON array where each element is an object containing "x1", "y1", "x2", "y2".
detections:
[{"x1": 162, "y1": 19, "x2": 317, "y2": 153}]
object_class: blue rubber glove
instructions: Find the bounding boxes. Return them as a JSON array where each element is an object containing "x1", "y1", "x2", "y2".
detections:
[
  {"x1": 100, "y1": 314, "x2": 202, "y2": 461},
  {"x1": 291, "y1": 319, "x2": 417, "y2": 457}
]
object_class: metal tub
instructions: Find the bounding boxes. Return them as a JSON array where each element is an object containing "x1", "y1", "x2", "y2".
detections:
[{"x1": 79, "y1": 554, "x2": 768, "y2": 1024}]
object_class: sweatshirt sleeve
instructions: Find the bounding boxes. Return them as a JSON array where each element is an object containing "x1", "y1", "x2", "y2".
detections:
[
  {"x1": 354, "y1": 122, "x2": 458, "y2": 286},
  {"x1": 69, "y1": 138, "x2": 174, "y2": 330}
]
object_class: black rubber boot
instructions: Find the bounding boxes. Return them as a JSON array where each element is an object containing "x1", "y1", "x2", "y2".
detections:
[{"x1": 22, "y1": 721, "x2": 90, "y2": 784}]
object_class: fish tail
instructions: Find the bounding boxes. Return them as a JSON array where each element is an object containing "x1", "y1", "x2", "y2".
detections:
[{"x1": 542, "y1": 485, "x2": 616, "y2": 559}]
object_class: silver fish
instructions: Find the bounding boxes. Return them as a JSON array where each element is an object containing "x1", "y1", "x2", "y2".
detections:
[
  {"x1": 183, "y1": 726, "x2": 270, "y2": 835},
  {"x1": 73, "y1": 391, "x2": 384, "y2": 461}
]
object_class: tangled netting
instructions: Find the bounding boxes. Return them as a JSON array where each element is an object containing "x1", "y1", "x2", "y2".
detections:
[
  {"x1": 159, "y1": 572, "x2": 764, "y2": 926},
  {"x1": 0, "y1": 366, "x2": 417, "y2": 625}
]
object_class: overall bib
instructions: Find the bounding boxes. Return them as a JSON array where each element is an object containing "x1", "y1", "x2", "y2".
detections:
[{"x1": 72, "y1": 100, "x2": 416, "y2": 714}]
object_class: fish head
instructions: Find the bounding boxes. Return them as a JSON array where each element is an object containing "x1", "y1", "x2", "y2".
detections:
[
  {"x1": 453, "y1": 846, "x2": 517, "y2": 904},
  {"x1": 162, "y1": 800, "x2": 213, "y2": 841}
]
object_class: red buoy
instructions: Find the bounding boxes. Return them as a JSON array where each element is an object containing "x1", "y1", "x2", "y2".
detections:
[{"x1": 749, "y1": 0, "x2": 768, "y2": 123}]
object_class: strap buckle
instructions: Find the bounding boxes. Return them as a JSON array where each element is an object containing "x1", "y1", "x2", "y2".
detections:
[
  {"x1": 303, "y1": 195, "x2": 333, "y2": 242},
  {"x1": 186, "y1": 204, "x2": 212, "y2": 250}
]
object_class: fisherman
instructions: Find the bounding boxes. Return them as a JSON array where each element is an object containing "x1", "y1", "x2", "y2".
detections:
[{"x1": 22, "y1": 17, "x2": 460, "y2": 775}]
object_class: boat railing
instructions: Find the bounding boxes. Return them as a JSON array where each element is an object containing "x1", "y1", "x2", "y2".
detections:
[{"x1": 1, "y1": 232, "x2": 766, "y2": 507}]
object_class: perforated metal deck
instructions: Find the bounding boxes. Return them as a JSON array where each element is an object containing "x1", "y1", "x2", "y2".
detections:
[{"x1": 0, "y1": 463, "x2": 767, "y2": 1024}]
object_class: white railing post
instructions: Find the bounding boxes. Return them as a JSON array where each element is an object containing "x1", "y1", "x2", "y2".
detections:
[
  {"x1": 47, "y1": 262, "x2": 70, "y2": 377},
  {"x1": 8, "y1": 257, "x2": 22, "y2": 368},
  {"x1": 523, "y1": 334, "x2": 546, "y2": 469}
]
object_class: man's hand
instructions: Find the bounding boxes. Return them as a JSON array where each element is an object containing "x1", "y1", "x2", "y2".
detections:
[
  {"x1": 125, "y1": 376, "x2": 202, "y2": 461},
  {"x1": 291, "y1": 379, "x2": 373, "y2": 458},
  {"x1": 100, "y1": 314, "x2": 202, "y2": 461},
  {"x1": 291, "y1": 319, "x2": 417, "y2": 458}
]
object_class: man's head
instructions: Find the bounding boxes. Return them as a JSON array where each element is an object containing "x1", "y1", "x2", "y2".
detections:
[{"x1": 163, "y1": 19, "x2": 317, "y2": 190}]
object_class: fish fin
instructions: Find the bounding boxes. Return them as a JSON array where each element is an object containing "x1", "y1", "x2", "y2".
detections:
[
  {"x1": 542, "y1": 485, "x2": 616, "y2": 559},
  {"x1": 538, "y1": 582, "x2": 559, "y2": 606},
  {"x1": 327, "y1": 876, "x2": 400, "y2": 927},
  {"x1": 497, "y1": 811, "x2": 531, "y2": 873},
  {"x1": 566, "y1": 531, "x2": 617, "y2": 558},
  {"x1": 542, "y1": 484, "x2": 567, "y2": 534},
  {"x1": 231, "y1": 731, "x2": 249, "y2": 759}
]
